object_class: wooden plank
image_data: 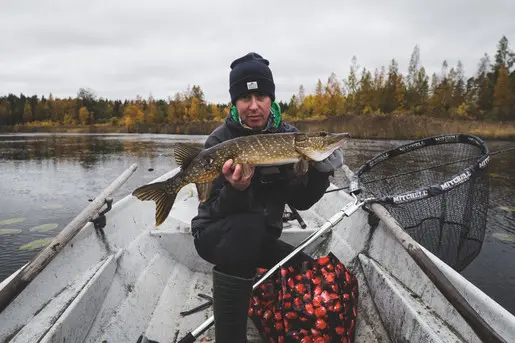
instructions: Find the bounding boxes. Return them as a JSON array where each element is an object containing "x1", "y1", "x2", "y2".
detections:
[{"x1": 0, "y1": 163, "x2": 138, "y2": 313}]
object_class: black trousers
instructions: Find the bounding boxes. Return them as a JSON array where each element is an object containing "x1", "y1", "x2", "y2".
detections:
[{"x1": 193, "y1": 212, "x2": 314, "y2": 278}]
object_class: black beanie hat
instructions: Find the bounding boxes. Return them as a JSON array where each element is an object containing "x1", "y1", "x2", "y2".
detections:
[{"x1": 229, "y1": 52, "x2": 275, "y2": 104}]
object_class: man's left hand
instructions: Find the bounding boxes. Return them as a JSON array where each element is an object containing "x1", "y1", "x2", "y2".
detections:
[{"x1": 313, "y1": 149, "x2": 344, "y2": 173}]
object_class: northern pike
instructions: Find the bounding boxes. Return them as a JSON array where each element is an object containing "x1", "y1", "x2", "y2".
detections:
[{"x1": 132, "y1": 131, "x2": 350, "y2": 226}]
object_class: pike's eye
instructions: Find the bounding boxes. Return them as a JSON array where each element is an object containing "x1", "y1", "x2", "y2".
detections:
[
  {"x1": 205, "y1": 157, "x2": 214, "y2": 165},
  {"x1": 319, "y1": 132, "x2": 328, "y2": 137}
]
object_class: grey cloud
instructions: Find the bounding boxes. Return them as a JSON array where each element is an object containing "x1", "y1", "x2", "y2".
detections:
[{"x1": 1, "y1": 0, "x2": 514, "y2": 104}]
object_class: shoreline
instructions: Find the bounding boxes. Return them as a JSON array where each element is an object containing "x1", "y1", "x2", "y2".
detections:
[{"x1": 1, "y1": 114, "x2": 515, "y2": 141}]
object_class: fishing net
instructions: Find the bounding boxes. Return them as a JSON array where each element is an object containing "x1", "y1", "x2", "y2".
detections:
[{"x1": 354, "y1": 134, "x2": 490, "y2": 272}]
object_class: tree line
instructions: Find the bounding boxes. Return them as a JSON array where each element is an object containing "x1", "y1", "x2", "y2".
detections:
[{"x1": 0, "y1": 36, "x2": 513, "y2": 129}]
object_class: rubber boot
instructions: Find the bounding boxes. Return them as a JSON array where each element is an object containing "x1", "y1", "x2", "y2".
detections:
[{"x1": 212, "y1": 266, "x2": 254, "y2": 342}]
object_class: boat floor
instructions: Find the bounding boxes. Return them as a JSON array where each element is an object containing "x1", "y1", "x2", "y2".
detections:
[
  {"x1": 144, "y1": 267, "x2": 263, "y2": 342},
  {"x1": 152, "y1": 272, "x2": 263, "y2": 343},
  {"x1": 138, "y1": 257, "x2": 377, "y2": 343}
]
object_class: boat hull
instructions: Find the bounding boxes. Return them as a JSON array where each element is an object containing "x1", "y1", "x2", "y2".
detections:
[{"x1": 0, "y1": 166, "x2": 514, "y2": 343}]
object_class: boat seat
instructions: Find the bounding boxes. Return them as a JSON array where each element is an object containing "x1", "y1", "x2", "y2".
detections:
[{"x1": 148, "y1": 189, "x2": 328, "y2": 274}]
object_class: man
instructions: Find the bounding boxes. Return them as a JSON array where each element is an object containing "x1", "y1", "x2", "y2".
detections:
[{"x1": 190, "y1": 52, "x2": 344, "y2": 342}]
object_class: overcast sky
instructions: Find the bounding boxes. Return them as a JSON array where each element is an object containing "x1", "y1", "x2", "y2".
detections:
[{"x1": 1, "y1": 0, "x2": 514, "y2": 104}]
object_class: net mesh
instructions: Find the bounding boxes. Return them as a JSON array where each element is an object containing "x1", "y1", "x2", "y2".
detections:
[{"x1": 357, "y1": 141, "x2": 489, "y2": 272}]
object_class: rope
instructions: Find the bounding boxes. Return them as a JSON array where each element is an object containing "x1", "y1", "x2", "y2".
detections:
[{"x1": 325, "y1": 146, "x2": 515, "y2": 194}]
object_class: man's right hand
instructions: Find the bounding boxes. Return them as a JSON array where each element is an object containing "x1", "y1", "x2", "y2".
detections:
[{"x1": 222, "y1": 159, "x2": 254, "y2": 191}]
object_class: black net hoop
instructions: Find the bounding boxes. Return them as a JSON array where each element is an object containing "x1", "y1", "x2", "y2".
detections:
[{"x1": 354, "y1": 133, "x2": 490, "y2": 271}]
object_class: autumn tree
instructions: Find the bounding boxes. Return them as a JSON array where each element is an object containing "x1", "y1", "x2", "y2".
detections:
[
  {"x1": 494, "y1": 36, "x2": 514, "y2": 72},
  {"x1": 146, "y1": 95, "x2": 159, "y2": 124},
  {"x1": 167, "y1": 102, "x2": 179, "y2": 124},
  {"x1": 123, "y1": 104, "x2": 145, "y2": 130},
  {"x1": 383, "y1": 59, "x2": 402, "y2": 113},
  {"x1": 406, "y1": 45, "x2": 421, "y2": 111},
  {"x1": 187, "y1": 97, "x2": 202, "y2": 121},
  {"x1": 372, "y1": 67, "x2": 386, "y2": 112},
  {"x1": 344, "y1": 56, "x2": 359, "y2": 113},
  {"x1": 209, "y1": 104, "x2": 224, "y2": 120},
  {"x1": 78, "y1": 106, "x2": 90, "y2": 125},
  {"x1": 0, "y1": 101, "x2": 10, "y2": 125},
  {"x1": 23, "y1": 103, "x2": 33, "y2": 123},
  {"x1": 474, "y1": 53, "x2": 494, "y2": 117},
  {"x1": 357, "y1": 68, "x2": 374, "y2": 114},
  {"x1": 325, "y1": 72, "x2": 344, "y2": 116},
  {"x1": 313, "y1": 79, "x2": 328, "y2": 116},
  {"x1": 493, "y1": 64, "x2": 514, "y2": 120}
]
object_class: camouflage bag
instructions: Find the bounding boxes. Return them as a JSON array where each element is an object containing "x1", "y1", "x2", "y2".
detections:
[{"x1": 248, "y1": 253, "x2": 359, "y2": 343}]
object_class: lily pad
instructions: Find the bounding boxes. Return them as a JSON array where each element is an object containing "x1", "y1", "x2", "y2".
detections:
[
  {"x1": 0, "y1": 229, "x2": 23, "y2": 235},
  {"x1": 29, "y1": 223, "x2": 59, "y2": 232},
  {"x1": 19, "y1": 238, "x2": 54, "y2": 251},
  {"x1": 492, "y1": 232, "x2": 515, "y2": 243},
  {"x1": 0, "y1": 218, "x2": 26, "y2": 226},
  {"x1": 498, "y1": 206, "x2": 515, "y2": 213},
  {"x1": 42, "y1": 204, "x2": 64, "y2": 210},
  {"x1": 489, "y1": 172, "x2": 503, "y2": 178}
]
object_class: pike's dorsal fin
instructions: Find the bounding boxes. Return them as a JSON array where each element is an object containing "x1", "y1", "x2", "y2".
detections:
[
  {"x1": 175, "y1": 143, "x2": 202, "y2": 170},
  {"x1": 196, "y1": 182, "x2": 212, "y2": 202}
]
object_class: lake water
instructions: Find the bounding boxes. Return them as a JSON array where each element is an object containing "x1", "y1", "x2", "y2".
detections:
[{"x1": 0, "y1": 132, "x2": 514, "y2": 315}]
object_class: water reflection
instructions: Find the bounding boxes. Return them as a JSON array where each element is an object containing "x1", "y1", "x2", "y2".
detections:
[
  {"x1": 1, "y1": 134, "x2": 153, "y2": 168},
  {"x1": 0, "y1": 133, "x2": 208, "y2": 283}
]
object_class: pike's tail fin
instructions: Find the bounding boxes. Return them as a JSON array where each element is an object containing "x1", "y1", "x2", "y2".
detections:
[{"x1": 132, "y1": 181, "x2": 178, "y2": 226}]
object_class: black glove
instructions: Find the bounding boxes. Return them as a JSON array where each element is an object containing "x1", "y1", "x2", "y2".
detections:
[{"x1": 313, "y1": 149, "x2": 344, "y2": 173}]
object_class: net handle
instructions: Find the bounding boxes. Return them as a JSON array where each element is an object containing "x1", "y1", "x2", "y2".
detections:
[{"x1": 354, "y1": 133, "x2": 490, "y2": 205}]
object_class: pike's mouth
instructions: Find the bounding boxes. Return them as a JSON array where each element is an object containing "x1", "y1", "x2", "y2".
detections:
[{"x1": 326, "y1": 133, "x2": 350, "y2": 148}]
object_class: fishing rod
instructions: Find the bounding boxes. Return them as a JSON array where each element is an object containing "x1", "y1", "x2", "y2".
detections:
[{"x1": 325, "y1": 146, "x2": 515, "y2": 194}]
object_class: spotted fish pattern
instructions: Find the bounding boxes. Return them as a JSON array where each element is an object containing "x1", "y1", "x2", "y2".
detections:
[{"x1": 132, "y1": 131, "x2": 349, "y2": 226}]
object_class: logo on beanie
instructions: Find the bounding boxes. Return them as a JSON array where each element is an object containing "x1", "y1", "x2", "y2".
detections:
[{"x1": 247, "y1": 81, "x2": 258, "y2": 90}]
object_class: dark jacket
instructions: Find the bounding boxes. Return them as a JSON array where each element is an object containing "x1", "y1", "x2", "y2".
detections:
[{"x1": 190, "y1": 115, "x2": 332, "y2": 237}]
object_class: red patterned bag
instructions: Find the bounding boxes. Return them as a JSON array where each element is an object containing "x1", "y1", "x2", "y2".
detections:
[{"x1": 248, "y1": 253, "x2": 359, "y2": 343}]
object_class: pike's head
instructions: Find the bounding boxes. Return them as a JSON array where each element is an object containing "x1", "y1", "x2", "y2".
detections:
[{"x1": 295, "y1": 131, "x2": 350, "y2": 161}]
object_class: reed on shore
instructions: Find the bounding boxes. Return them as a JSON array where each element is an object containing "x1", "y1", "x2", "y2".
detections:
[{"x1": 1, "y1": 114, "x2": 515, "y2": 141}]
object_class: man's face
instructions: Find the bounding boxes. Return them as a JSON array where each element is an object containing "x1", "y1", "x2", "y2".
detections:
[{"x1": 235, "y1": 92, "x2": 271, "y2": 129}]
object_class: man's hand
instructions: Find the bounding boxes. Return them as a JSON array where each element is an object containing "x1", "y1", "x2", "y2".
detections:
[
  {"x1": 313, "y1": 148, "x2": 344, "y2": 173},
  {"x1": 222, "y1": 159, "x2": 255, "y2": 191}
]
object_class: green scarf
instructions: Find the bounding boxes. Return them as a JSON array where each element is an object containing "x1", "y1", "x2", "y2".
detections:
[{"x1": 230, "y1": 101, "x2": 282, "y2": 131}]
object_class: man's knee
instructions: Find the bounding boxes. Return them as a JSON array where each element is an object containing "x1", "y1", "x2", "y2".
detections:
[
  {"x1": 216, "y1": 213, "x2": 267, "y2": 258},
  {"x1": 196, "y1": 212, "x2": 268, "y2": 274}
]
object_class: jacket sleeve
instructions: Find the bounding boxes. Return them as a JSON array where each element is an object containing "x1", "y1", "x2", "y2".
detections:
[
  {"x1": 198, "y1": 133, "x2": 255, "y2": 218},
  {"x1": 285, "y1": 167, "x2": 331, "y2": 210}
]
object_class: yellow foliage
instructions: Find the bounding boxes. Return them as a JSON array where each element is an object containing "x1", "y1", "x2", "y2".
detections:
[
  {"x1": 453, "y1": 103, "x2": 473, "y2": 119},
  {"x1": 210, "y1": 104, "x2": 224, "y2": 120},
  {"x1": 123, "y1": 104, "x2": 145, "y2": 129},
  {"x1": 187, "y1": 97, "x2": 201, "y2": 121},
  {"x1": 24, "y1": 120, "x2": 58, "y2": 127},
  {"x1": 78, "y1": 106, "x2": 90, "y2": 125},
  {"x1": 493, "y1": 65, "x2": 513, "y2": 109},
  {"x1": 63, "y1": 113, "x2": 76, "y2": 125},
  {"x1": 146, "y1": 99, "x2": 158, "y2": 124}
]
